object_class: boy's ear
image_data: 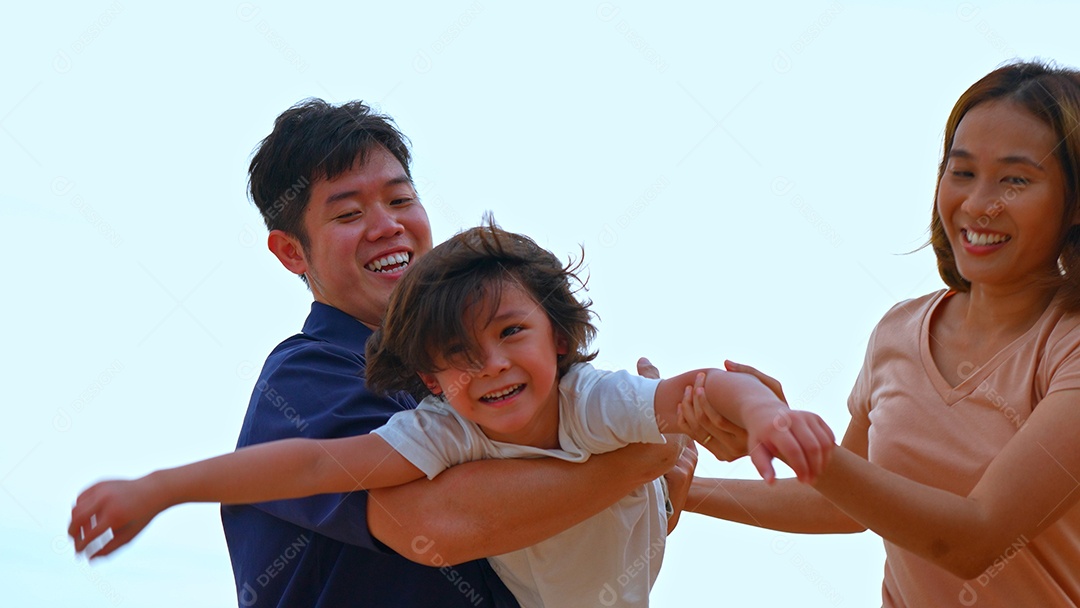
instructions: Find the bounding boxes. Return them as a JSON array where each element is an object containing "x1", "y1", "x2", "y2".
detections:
[
  {"x1": 555, "y1": 333, "x2": 569, "y2": 356},
  {"x1": 267, "y1": 230, "x2": 309, "y2": 276},
  {"x1": 418, "y1": 372, "x2": 442, "y2": 396}
]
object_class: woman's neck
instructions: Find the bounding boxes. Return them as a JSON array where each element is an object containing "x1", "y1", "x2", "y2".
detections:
[{"x1": 956, "y1": 282, "x2": 1057, "y2": 334}]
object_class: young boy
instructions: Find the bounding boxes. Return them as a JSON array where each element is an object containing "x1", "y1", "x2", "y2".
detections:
[{"x1": 70, "y1": 222, "x2": 834, "y2": 607}]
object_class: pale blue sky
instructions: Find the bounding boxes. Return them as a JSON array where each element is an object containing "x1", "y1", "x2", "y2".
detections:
[{"x1": 4, "y1": 1, "x2": 1078, "y2": 605}]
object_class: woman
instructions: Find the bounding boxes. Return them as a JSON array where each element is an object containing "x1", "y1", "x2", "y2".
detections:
[{"x1": 683, "y1": 61, "x2": 1080, "y2": 606}]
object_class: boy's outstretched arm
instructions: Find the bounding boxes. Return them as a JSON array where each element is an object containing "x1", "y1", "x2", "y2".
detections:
[
  {"x1": 653, "y1": 368, "x2": 835, "y2": 484},
  {"x1": 69, "y1": 434, "x2": 423, "y2": 559}
]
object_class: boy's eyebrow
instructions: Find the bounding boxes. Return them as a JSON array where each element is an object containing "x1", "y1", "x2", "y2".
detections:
[
  {"x1": 490, "y1": 306, "x2": 543, "y2": 323},
  {"x1": 948, "y1": 148, "x2": 1046, "y2": 170},
  {"x1": 323, "y1": 176, "x2": 415, "y2": 205}
]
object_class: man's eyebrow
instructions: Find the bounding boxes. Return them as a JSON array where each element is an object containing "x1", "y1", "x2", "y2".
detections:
[
  {"x1": 948, "y1": 148, "x2": 1046, "y2": 170},
  {"x1": 323, "y1": 176, "x2": 415, "y2": 205}
]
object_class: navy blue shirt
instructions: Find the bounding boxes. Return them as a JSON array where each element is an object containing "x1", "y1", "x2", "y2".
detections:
[{"x1": 222, "y1": 302, "x2": 518, "y2": 607}]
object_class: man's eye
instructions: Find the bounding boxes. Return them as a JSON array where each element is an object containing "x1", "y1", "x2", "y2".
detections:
[{"x1": 337, "y1": 211, "x2": 361, "y2": 220}]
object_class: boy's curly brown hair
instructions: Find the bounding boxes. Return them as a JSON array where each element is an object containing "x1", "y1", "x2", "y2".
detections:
[{"x1": 365, "y1": 218, "x2": 597, "y2": 399}]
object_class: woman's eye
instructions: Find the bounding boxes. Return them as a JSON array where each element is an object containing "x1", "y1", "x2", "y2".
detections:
[
  {"x1": 951, "y1": 170, "x2": 974, "y2": 178},
  {"x1": 1004, "y1": 176, "x2": 1030, "y2": 186}
]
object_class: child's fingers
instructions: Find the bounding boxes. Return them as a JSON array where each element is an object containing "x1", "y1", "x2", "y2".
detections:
[
  {"x1": 810, "y1": 416, "x2": 837, "y2": 469},
  {"x1": 749, "y1": 444, "x2": 777, "y2": 485},
  {"x1": 88, "y1": 526, "x2": 133, "y2": 560},
  {"x1": 767, "y1": 414, "x2": 813, "y2": 482},
  {"x1": 788, "y1": 418, "x2": 828, "y2": 482},
  {"x1": 69, "y1": 496, "x2": 99, "y2": 553}
]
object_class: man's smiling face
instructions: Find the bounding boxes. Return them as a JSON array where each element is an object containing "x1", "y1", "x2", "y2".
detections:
[{"x1": 293, "y1": 145, "x2": 433, "y2": 328}]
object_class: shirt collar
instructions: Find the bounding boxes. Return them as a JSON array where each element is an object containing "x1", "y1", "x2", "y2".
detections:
[{"x1": 301, "y1": 301, "x2": 374, "y2": 355}]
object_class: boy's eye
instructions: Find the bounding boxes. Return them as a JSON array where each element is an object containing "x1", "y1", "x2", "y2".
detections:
[
  {"x1": 1004, "y1": 176, "x2": 1030, "y2": 186},
  {"x1": 501, "y1": 325, "x2": 524, "y2": 338}
]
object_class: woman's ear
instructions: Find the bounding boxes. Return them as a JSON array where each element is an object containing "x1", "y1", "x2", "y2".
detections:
[{"x1": 418, "y1": 372, "x2": 442, "y2": 396}]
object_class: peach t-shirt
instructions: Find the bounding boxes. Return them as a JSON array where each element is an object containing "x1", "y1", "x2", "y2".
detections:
[{"x1": 849, "y1": 290, "x2": 1080, "y2": 607}]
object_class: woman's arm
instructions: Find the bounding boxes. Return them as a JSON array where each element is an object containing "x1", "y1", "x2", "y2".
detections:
[
  {"x1": 70, "y1": 434, "x2": 423, "y2": 558},
  {"x1": 687, "y1": 417, "x2": 867, "y2": 534},
  {"x1": 812, "y1": 388, "x2": 1080, "y2": 578}
]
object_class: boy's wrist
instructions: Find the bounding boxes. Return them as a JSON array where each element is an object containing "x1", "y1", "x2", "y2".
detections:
[{"x1": 143, "y1": 469, "x2": 181, "y2": 513}]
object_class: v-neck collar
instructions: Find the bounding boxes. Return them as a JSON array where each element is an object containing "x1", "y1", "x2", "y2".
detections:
[{"x1": 920, "y1": 290, "x2": 1055, "y2": 405}]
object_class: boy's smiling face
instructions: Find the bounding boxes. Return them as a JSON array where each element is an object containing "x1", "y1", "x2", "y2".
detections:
[{"x1": 419, "y1": 281, "x2": 566, "y2": 449}]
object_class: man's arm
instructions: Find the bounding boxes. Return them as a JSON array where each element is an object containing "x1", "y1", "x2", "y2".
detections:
[{"x1": 368, "y1": 440, "x2": 680, "y2": 565}]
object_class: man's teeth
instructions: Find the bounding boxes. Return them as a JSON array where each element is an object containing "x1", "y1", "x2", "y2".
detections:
[
  {"x1": 482, "y1": 384, "x2": 523, "y2": 401},
  {"x1": 366, "y1": 252, "x2": 410, "y2": 272},
  {"x1": 964, "y1": 230, "x2": 1009, "y2": 246}
]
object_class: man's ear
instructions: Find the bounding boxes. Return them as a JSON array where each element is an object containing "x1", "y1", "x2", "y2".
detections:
[
  {"x1": 268, "y1": 230, "x2": 308, "y2": 276},
  {"x1": 418, "y1": 372, "x2": 442, "y2": 396}
]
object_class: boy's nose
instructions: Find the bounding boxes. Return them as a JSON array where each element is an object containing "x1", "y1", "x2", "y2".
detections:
[{"x1": 477, "y1": 348, "x2": 511, "y2": 376}]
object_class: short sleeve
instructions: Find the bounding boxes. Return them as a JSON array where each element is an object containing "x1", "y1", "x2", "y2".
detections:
[
  {"x1": 847, "y1": 324, "x2": 879, "y2": 427},
  {"x1": 1044, "y1": 317, "x2": 1080, "y2": 396},
  {"x1": 561, "y1": 364, "x2": 665, "y2": 454},
  {"x1": 372, "y1": 400, "x2": 480, "y2": 479}
]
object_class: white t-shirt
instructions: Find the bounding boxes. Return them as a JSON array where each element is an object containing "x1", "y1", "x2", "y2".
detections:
[{"x1": 373, "y1": 363, "x2": 668, "y2": 608}]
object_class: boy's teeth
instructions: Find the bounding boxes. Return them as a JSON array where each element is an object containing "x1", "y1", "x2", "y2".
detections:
[
  {"x1": 965, "y1": 230, "x2": 1009, "y2": 246},
  {"x1": 366, "y1": 252, "x2": 410, "y2": 272},
  {"x1": 483, "y1": 384, "x2": 523, "y2": 400}
]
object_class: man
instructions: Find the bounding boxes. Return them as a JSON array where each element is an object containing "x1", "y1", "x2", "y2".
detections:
[{"x1": 223, "y1": 99, "x2": 686, "y2": 607}]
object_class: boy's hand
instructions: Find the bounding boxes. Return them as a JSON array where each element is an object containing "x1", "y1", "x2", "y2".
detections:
[
  {"x1": 742, "y1": 407, "x2": 834, "y2": 484},
  {"x1": 679, "y1": 371, "x2": 834, "y2": 483},
  {"x1": 68, "y1": 478, "x2": 161, "y2": 559},
  {"x1": 676, "y1": 372, "x2": 749, "y2": 462}
]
